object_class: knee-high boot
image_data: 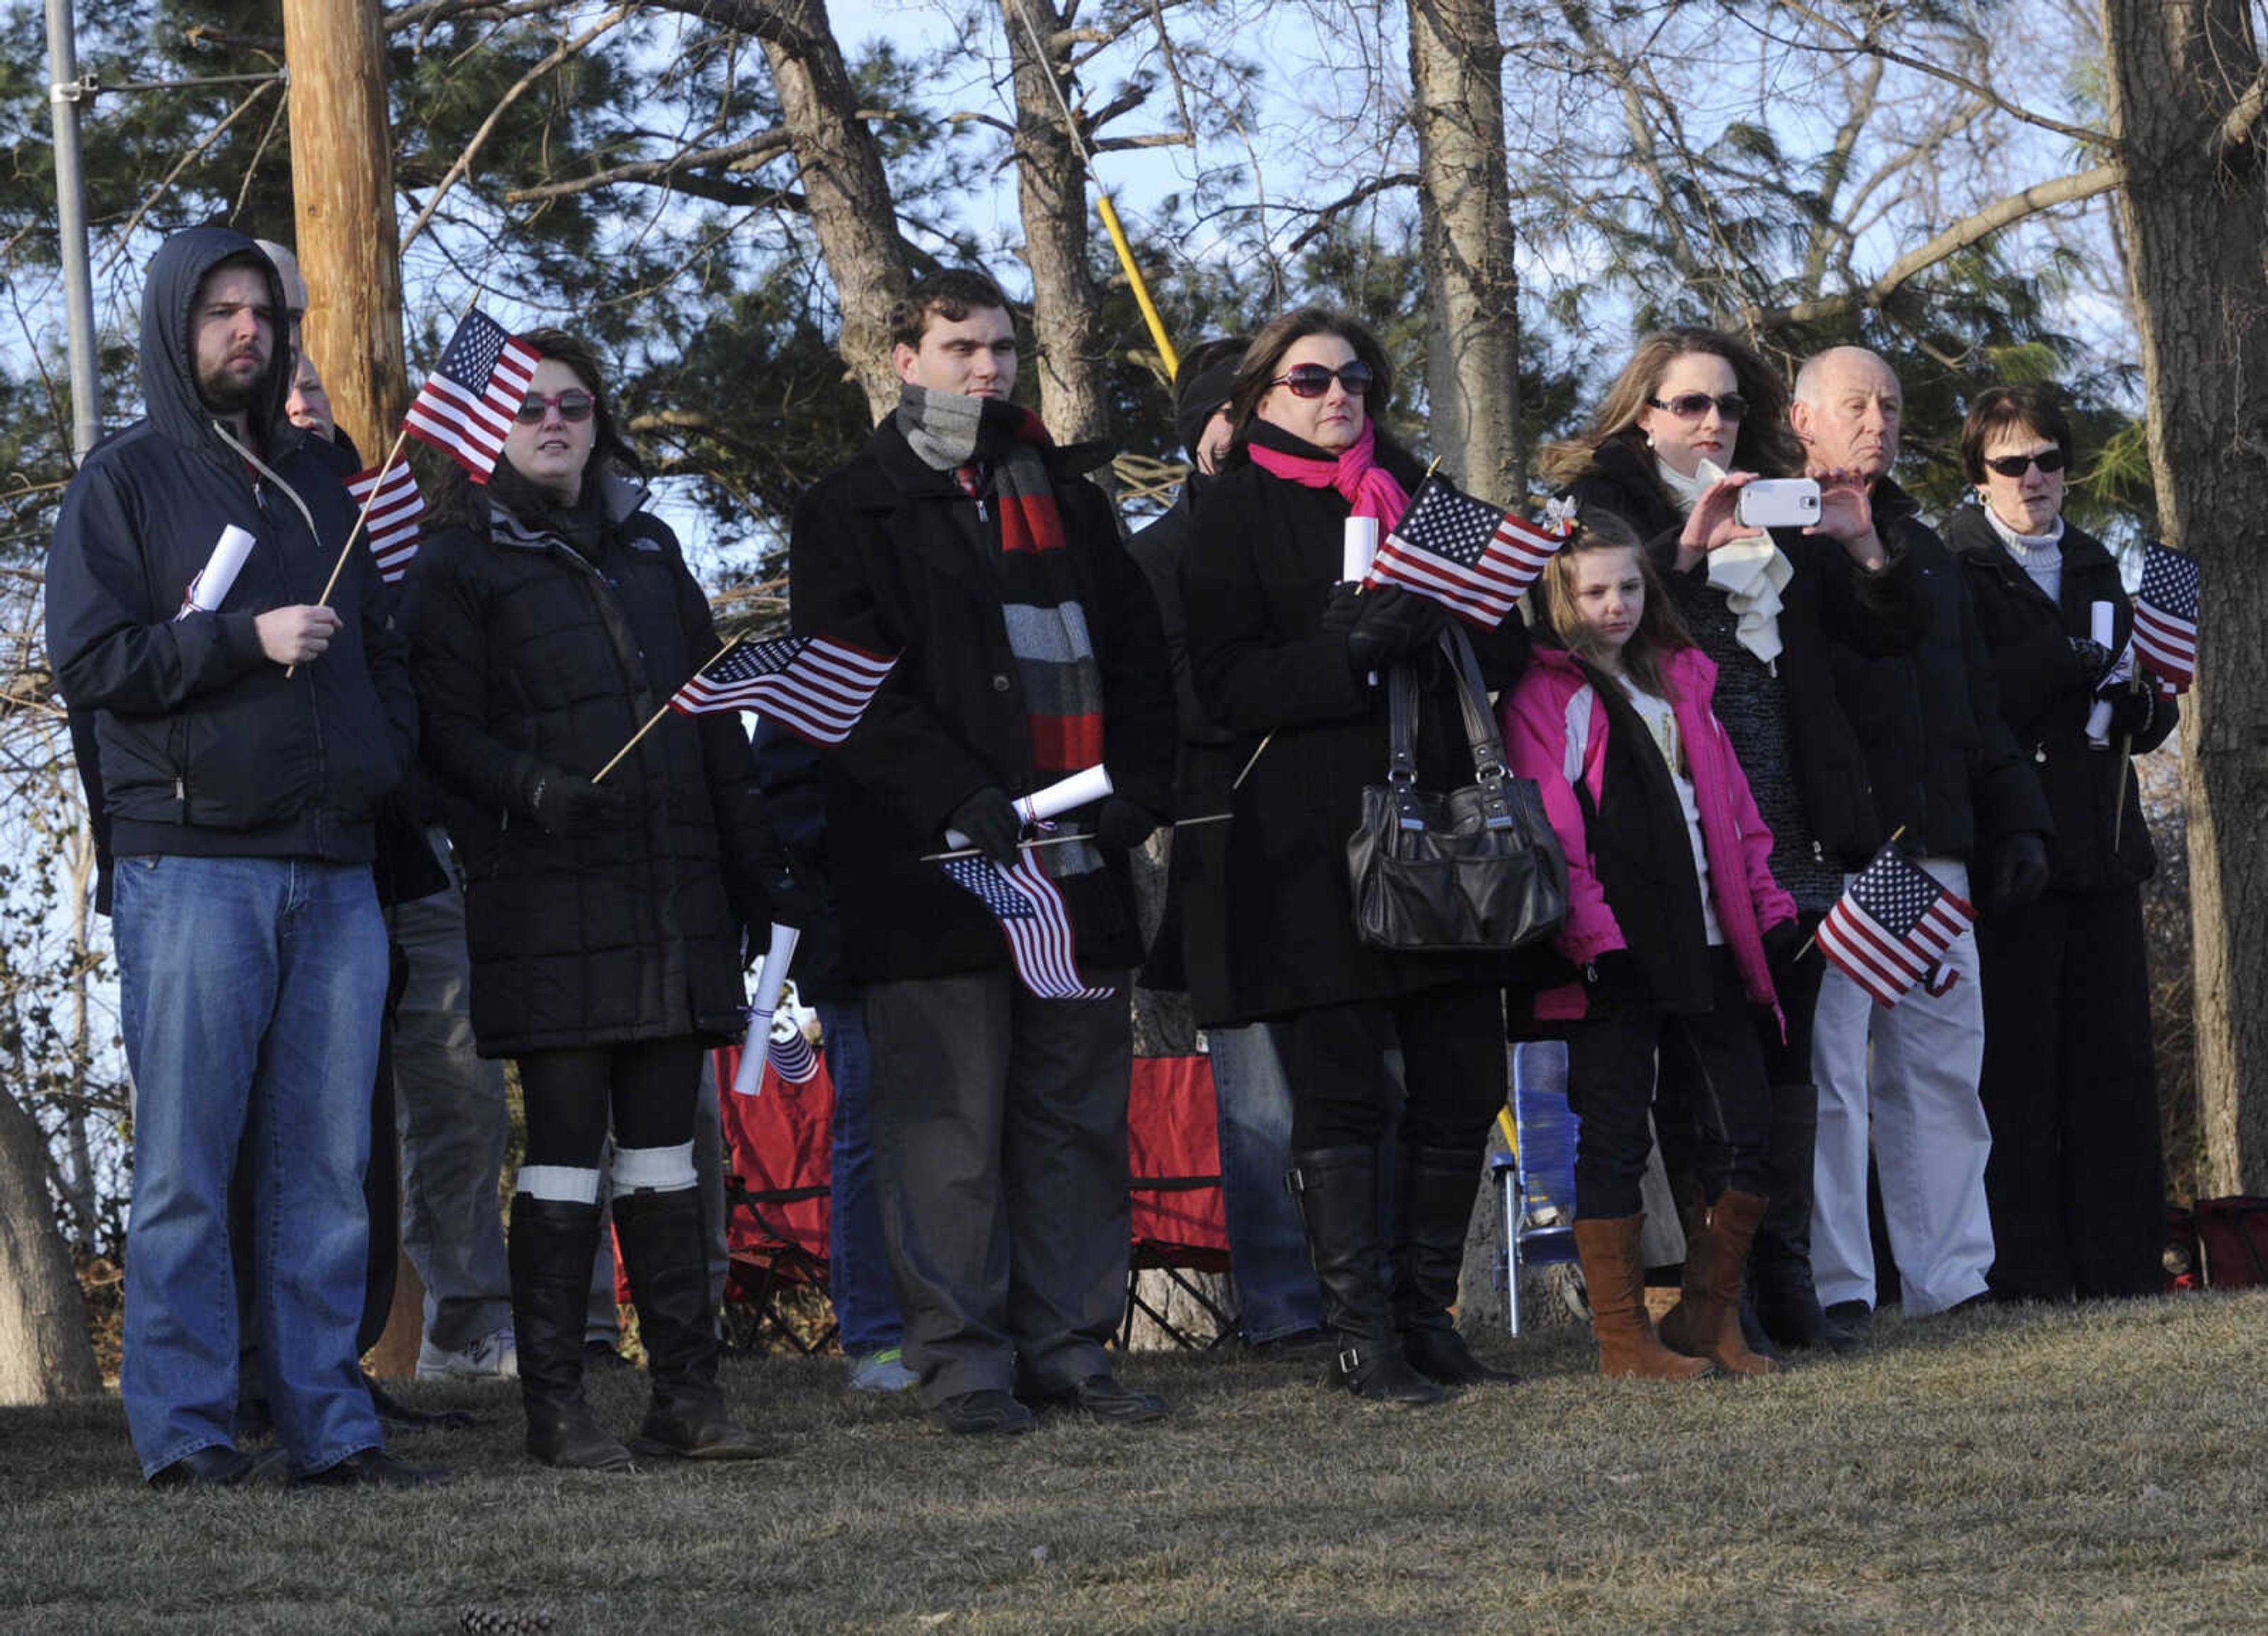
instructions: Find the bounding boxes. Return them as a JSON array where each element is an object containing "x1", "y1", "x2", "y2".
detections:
[
  {"x1": 1570, "y1": 1216, "x2": 1714, "y2": 1380},
  {"x1": 1393, "y1": 1145, "x2": 1518, "y2": 1386},
  {"x1": 509, "y1": 1195, "x2": 636, "y2": 1471},
  {"x1": 1750, "y1": 1081, "x2": 1858, "y2": 1354},
  {"x1": 1658, "y1": 1189, "x2": 1777, "y2": 1376},
  {"x1": 612, "y1": 1188, "x2": 765, "y2": 1459},
  {"x1": 1287, "y1": 1147, "x2": 1443, "y2": 1406}
]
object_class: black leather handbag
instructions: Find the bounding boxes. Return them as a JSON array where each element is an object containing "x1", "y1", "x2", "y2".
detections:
[{"x1": 1346, "y1": 625, "x2": 1568, "y2": 953}]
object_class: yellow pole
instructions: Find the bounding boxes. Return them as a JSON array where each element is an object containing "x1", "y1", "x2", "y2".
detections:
[{"x1": 1094, "y1": 191, "x2": 1178, "y2": 379}]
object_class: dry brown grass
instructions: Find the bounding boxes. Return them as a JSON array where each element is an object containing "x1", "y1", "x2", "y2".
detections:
[{"x1": 4, "y1": 1291, "x2": 2266, "y2": 1635}]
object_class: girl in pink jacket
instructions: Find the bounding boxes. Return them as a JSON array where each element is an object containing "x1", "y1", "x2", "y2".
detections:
[{"x1": 1501, "y1": 515, "x2": 1798, "y2": 1380}]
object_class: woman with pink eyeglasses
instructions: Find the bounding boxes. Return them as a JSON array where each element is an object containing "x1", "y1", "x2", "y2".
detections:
[{"x1": 1181, "y1": 308, "x2": 1530, "y2": 1407}]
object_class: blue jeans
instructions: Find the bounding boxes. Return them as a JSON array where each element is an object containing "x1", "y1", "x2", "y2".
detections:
[
  {"x1": 115, "y1": 855, "x2": 387, "y2": 1478},
  {"x1": 820, "y1": 999, "x2": 905, "y2": 1357},
  {"x1": 1208, "y1": 1024, "x2": 1322, "y2": 1342}
]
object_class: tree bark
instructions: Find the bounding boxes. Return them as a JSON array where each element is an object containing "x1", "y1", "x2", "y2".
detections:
[
  {"x1": 750, "y1": 0, "x2": 911, "y2": 421},
  {"x1": 0, "y1": 1087, "x2": 102, "y2": 1404},
  {"x1": 999, "y1": 0, "x2": 1112, "y2": 445},
  {"x1": 2102, "y1": 0, "x2": 2268, "y2": 1191},
  {"x1": 1408, "y1": 0, "x2": 1521, "y2": 500}
]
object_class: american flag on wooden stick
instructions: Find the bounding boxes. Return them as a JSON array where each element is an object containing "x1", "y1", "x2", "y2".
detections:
[
  {"x1": 401, "y1": 309, "x2": 541, "y2": 481},
  {"x1": 347, "y1": 458, "x2": 425, "y2": 583},
  {"x1": 2131, "y1": 540, "x2": 2199, "y2": 696},
  {"x1": 665, "y1": 634, "x2": 898, "y2": 745},
  {"x1": 940, "y1": 854, "x2": 1115, "y2": 1000},
  {"x1": 1366, "y1": 473, "x2": 1563, "y2": 627},
  {"x1": 1815, "y1": 846, "x2": 1974, "y2": 1009}
]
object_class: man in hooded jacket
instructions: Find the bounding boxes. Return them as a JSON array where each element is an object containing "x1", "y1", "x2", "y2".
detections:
[{"x1": 45, "y1": 226, "x2": 434, "y2": 1488}]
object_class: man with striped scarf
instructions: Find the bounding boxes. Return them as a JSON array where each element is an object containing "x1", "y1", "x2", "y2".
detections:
[{"x1": 787, "y1": 269, "x2": 1178, "y2": 1435}]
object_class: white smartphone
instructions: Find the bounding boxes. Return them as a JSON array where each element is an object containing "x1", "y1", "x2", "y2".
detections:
[{"x1": 1735, "y1": 478, "x2": 1822, "y2": 529}]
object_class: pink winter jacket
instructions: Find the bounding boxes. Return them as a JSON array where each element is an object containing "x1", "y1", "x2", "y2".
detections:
[{"x1": 1500, "y1": 644, "x2": 1796, "y2": 1022}]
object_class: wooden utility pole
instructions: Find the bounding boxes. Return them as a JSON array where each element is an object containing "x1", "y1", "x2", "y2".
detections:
[{"x1": 282, "y1": 0, "x2": 424, "y2": 1377}]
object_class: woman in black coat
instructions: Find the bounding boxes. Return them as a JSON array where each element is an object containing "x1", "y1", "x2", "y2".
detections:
[
  {"x1": 1944, "y1": 385, "x2": 2175, "y2": 1302},
  {"x1": 1539, "y1": 327, "x2": 1925, "y2": 1356},
  {"x1": 1182, "y1": 307, "x2": 1529, "y2": 1406},
  {"x1": 408, "y1": 330, "x2": 797, "y2": 1470}
]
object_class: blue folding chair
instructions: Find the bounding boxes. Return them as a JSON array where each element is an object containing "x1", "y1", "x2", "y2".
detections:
[{"x1": 1492, "y1": 1040, "x2": 1582, "y2": 1336}]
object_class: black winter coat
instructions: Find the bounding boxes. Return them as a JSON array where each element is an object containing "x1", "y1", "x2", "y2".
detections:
[
  {"x1": 786, "y1": 417, "x2": 1177, "y2": 985},
  {"x1": 1942, "y1": 507, "x2": 2175, "y2": 893},
  {"x1": 1181, "y1": 432, "x2": 1531, "y2": 1024},
  {"x1": 1813, "y1": 479, "x2": 2051, "y2": 866},
  {"x1": 1562, "y1": 437, "x2": 1930, "y2": 879},
  {"x1": 405, "y1": 480, "x2": 783, "y2": 1057},
  {"x1": 46, "y1": 226, "x2": 415, "y2": 867}
]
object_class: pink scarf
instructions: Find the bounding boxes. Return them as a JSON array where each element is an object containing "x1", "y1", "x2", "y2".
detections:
[{"x1": 1247, "y1": 422, "x2": 1410, "y2": 532}]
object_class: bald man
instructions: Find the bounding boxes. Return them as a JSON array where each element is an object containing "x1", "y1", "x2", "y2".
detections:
[{"x1": 1789, "y1": 347, "x2": 2051, "y2": 1325}]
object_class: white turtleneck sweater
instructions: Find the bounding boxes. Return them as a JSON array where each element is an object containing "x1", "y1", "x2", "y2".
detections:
[{"x1": 1984, "y1": 506, "x2": 2065, "y2": 601}]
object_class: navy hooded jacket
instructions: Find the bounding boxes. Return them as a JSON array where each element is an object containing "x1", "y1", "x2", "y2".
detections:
[{"x1": 44, "y1": 226, "x2": 415, "y2": 863}]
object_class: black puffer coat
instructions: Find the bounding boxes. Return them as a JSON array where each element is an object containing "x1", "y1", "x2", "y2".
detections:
[
  {"x1": 406, "y1": 475, "x2": 784, "y2": 1057},
  {"x1": 1943, "y1": 507, "x2": 2175, "y2": 892},
  {"x1": 1181, "y1": 430, "x2": 1531, "y2": 1024}
]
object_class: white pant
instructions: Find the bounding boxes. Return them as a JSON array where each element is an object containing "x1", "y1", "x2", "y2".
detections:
[{"x1": 1810, "y1": 858, "x2": 1995, "y2": 1316}]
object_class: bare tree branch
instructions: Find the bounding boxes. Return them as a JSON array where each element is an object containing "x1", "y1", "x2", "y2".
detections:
[{"x1": 1284, "y1": 172, "x2": 1419, "y2": 253}]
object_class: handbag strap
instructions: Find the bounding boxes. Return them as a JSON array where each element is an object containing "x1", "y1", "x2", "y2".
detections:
[{"x1": 1383, "y1": 622, "x2": 1522, "y2": 833}]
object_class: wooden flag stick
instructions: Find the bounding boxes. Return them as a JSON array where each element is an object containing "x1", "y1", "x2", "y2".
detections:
[
  {"x1": 1794, "y1": 823, "x2": 1906, "y2": 962},
  {"x1": 919, "y1": 812, "x2": 1232, "y2": 865},
  {"x1": 594, "y1": 633, "x2": 742, "y2": 784},
  {"x1": 286, "y1": 421, "x2": 415, "y2": 678},
  {"x1": 1231, "y1": 732, "x2": 1273, "y2": 791}
]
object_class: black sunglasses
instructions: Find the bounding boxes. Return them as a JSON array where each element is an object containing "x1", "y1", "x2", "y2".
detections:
[
  {"x1": 1982, "y1": 448, "x2": 2068, "y2": 478},
  {"x1": 514, "y1": 390, "x2": 595, "y2": 425},
  {"x1": 1272, "y1": 361, "x2": 1375, "y2": 399},
  {"x1": 1647, "y1": 392, "x2": 1748, "y2": 421}
]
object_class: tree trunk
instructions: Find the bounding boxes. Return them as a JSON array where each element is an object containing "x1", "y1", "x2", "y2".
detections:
[
  {"x1": 754, "y1": 0, "x2": 911, "y2": 422},
  {"x1": 2102, "y1": 0, "x2": 2268, "y2": 1192},
  {"x1": 0, "y1": 1087, "x2": 102, "y2": 1404},
  {"x1": 1409, "y1": 0, "x2": 1521, "y2": 499},
  {"x1": 999, "y1": 0, "x2": 1112, "y2": 446}
]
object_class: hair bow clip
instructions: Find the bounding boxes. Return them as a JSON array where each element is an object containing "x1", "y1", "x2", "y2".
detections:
[{"x1": 1541, "y1": 494, "x2": 1579, "y2": 539}]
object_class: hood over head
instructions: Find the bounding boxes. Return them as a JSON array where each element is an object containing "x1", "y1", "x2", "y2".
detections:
[{"x1": 138, "y1": 225, "x2": 300, "y2": 461}]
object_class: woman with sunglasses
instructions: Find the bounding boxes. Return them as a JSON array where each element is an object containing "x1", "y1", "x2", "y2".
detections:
[
  {"x1": 1537, "y1": 328, "x2": 1925, "y2": 1358},
  {"x1": 408, "y1": 331, "x2": 803, "y2": 1470},
  {"x1": 1943, "y1": 384, "x2": 2173, "y2": 1303},
  {"x1": 1182, "y1": 307, "x2": 1529, "y2": 1406}
]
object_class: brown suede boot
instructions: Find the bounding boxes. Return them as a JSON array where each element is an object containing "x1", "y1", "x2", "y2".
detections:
[
  {"x1": 1657, "y1": 1190, "x2": 1777, "y2": 1376},
  {"x1": 1572, "y1": 1216, "x2": 1714, "y2": 1380}
]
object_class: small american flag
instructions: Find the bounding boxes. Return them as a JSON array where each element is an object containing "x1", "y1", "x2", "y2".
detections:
[
  {"x1": 666, "y1": 635, "x2": 898, "y2": 745},
  {"x1": 1816, "y1": 847, "x2": 1974, "y2": 1009},
  {"x1": 402, "y1": 309, "x2": 541, "y2": 482},
  {"x1": 940, "y1": 854, "x2": 1115, "y2": 1000},
  {"x1": 2132, "y1": 540, "x2": 2199, "y2": 696},
  {"x1": 767, "y1": 1025, "x2": 820, "y2": 1086},
  {"x1": 1366, "y1": 474, "x2": 1562, "y2": 627},
  {"x1": 347, "y1": 458, "x2": 425, "y2": 584}
]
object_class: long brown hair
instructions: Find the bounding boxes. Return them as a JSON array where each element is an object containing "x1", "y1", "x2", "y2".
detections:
[
  {"x1": 1537, "y1": 326, "x2": 1802, "y2": 490},
  {"x1": 1221, "y1": 306, "x2": 1394, "y2": 456},
  {"x1": 1534, "y1": 510, "x2": 1693, "y2": 700}
]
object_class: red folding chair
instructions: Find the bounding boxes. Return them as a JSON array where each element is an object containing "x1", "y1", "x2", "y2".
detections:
[
  {"x1": 711, "y1": 1044, "x2": 838, "y2": 1355},
  {"x1": 1120, "y1": 1054, "x2": 1235, "y2": 1349}
]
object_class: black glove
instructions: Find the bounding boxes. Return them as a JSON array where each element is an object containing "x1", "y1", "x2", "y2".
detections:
[
  {"x1": 529, "y1": 771, "x2": 630, "y2": 840},
  {"x1": 2100, "y1": 682, "x2": 2157, "y2": 740},
  {"x1": 1761, "y1": 917, "x2": 1805, "y2": 967},
  {"x1": 757, "y1": 863, "x2": 822, "y2": 932},
  {"x1": 2068, "y1": 636, "x2": 2114, "y2": 686},
  {"x1": 1586, "y1": 948, "x2": 1648, "y2": 1008},
  {"x1": 1093, "y1": 796, "x2": 1163, "y2": 852},
  {"x1": 1990, "y1": 833, "x2": 2051, "y2": 911},
  {"x1": 1317, "y1": 582, "x2": 1366, "y2": 636},
  {"x1": 1344, "y1": 585, "x2": 1448, "y2": 676},
  {"x1": 947, "y1": 786, "x2": 1023, "y2": 867}
]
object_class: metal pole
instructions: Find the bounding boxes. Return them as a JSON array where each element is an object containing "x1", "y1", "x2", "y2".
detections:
[{"x1": 45, "y1": 0, "x2": 102, "y2": 462}]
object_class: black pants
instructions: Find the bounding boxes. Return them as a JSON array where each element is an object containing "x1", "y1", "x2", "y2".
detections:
[
  {"x1": 1270, "y1": 983, "x2": 1507, "y2": 1153},
  {"x1": 517, "y1": 1037, "x2": 706, "y2": 1171},
  {"x1": 1567, "y1": 949, "x2": 1770, "y2": 1220},
  {"x1": 1976, "y1": 885, "x2": 2163, "y2": 1300}
]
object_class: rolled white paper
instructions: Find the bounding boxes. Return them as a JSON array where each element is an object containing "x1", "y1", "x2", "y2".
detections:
[
  {"x1": 731, "y1": 923, "x2": 803, "y2": 1096},
  {"x1": 2085, "y1": 601, "x2": 2116, "y2": 745},
  {"x1": 944, "y1": 764, "x2": 1115, "y2": 849},
  {"x1": 1342, "y1": 516, "x2": 1379, "y2": 584},
  {"x1": 177, "y1": 524, "x2": 258, "y2": 620}
]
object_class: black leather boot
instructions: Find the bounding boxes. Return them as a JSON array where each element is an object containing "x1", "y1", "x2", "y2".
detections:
[
  {"x1": 1393, "y1": 1145, "x2": 1518, "y2": 1386},
  {"x1": 509, "y1": 1194, "x2": 636, "y2": 1471},
  {"x1": 613, "y1": 1188, "x2": 765, "y2": 1459},
  {"x1": 1750, "y1": 1081, "x2": 1858, "y2": 1355},
  {"x1": 1286, "y1": 1147, "x2": 1443, "y2": 1406}
]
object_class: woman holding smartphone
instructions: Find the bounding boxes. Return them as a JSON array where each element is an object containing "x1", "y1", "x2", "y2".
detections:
[{"x1": 1537, "y1": 330, "x2": 1924, "y2": 1357}]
